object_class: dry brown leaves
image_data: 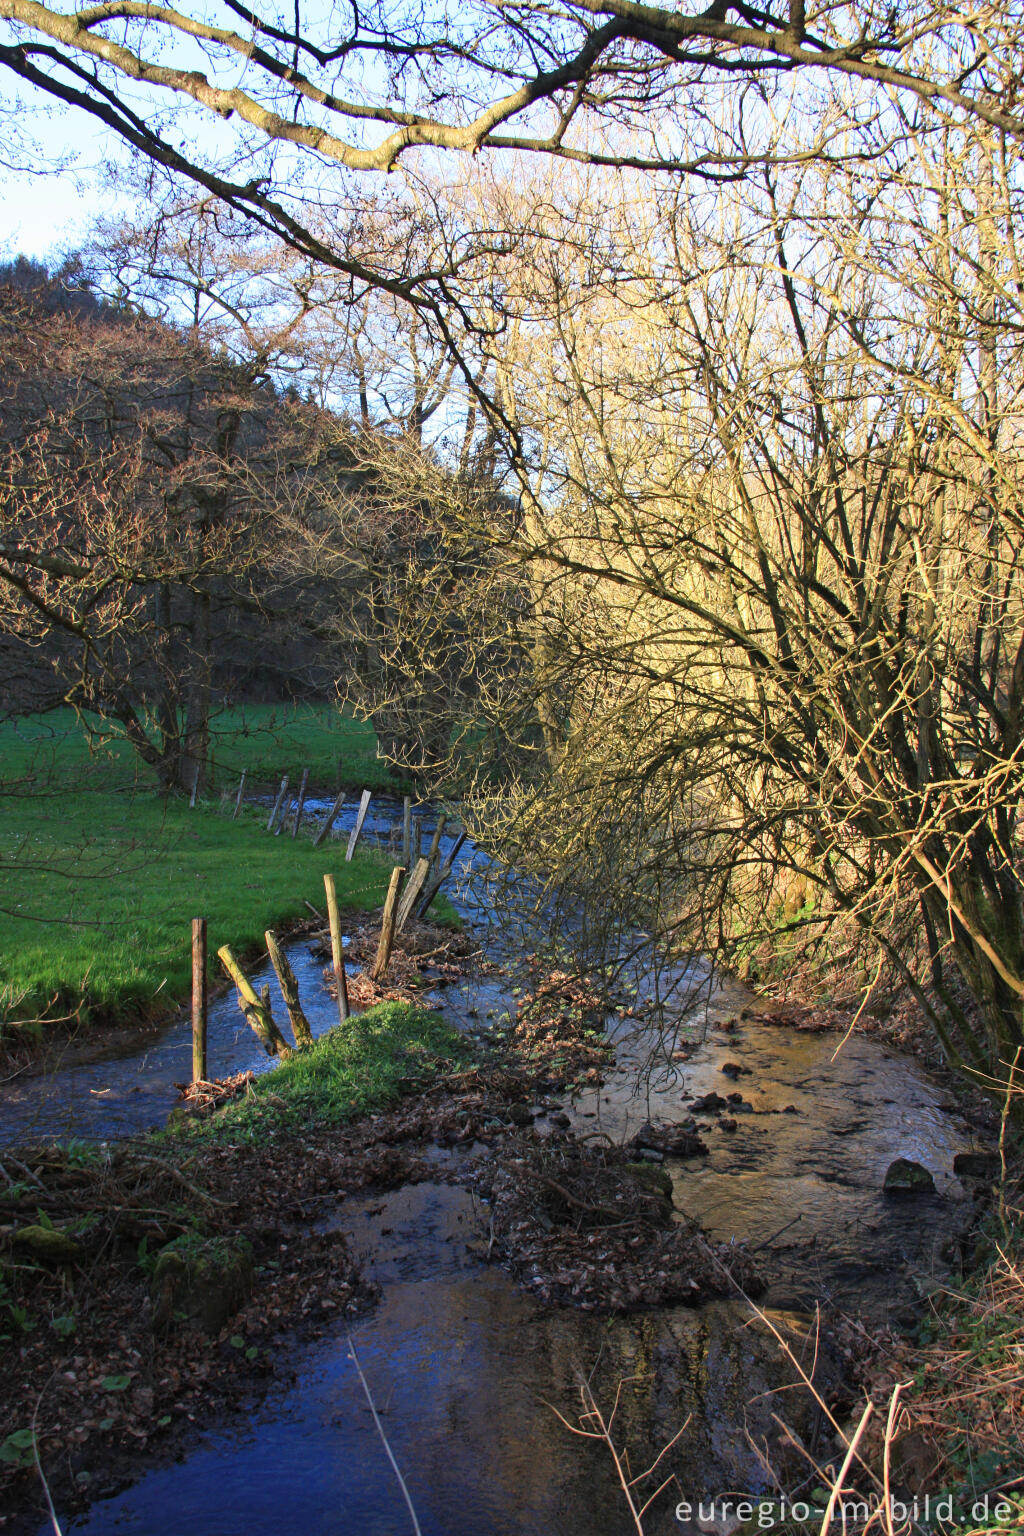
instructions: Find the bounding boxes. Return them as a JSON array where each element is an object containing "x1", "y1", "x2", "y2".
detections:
[
  {"x1": 477, "y1": 1137, "x2": 762, "y2": 1312},
  {"x1": 854, "y1": 1237, "x2": 1024, "y2": 1500},
  {"x1": 507, "y1": 968, "x2": 613, "y2": 1084}
]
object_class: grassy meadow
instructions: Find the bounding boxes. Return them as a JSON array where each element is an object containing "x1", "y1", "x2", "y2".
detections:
[
  {"x1": 2, "y1": 703, "x2": 407, "y2": 795},
  {"x1": 0, "y1": 706, "x2": 413, "y2": 1041}
]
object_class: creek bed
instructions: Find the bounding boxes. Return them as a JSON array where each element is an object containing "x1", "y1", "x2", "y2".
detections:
[{"x1": 0, "y1": 801, "x2": 987, "y2": 1533}]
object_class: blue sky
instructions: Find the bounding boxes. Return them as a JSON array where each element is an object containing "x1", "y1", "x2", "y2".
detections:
[{"x1": 2, "y1": 101, "x2": 130, "y2": 260}]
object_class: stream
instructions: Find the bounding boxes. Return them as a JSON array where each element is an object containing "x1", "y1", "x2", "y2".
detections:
[{"x1": 0, "y1": 797, "x2": 987, "y2": 1535}]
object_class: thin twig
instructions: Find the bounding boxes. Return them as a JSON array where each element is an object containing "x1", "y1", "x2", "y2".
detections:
[{"x1": 347, "y1": 1331, "x2": 422, "y2": 1536}]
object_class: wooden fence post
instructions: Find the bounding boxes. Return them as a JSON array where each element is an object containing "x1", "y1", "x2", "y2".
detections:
[
  {"x1": 267, "y1": 774, "x2": 289, "y2": 832},
  {"x1": 189, "y1": 764, "x2": 200, "y2": 808},
  {"x1": 191, "y1": 917, "x2": 207, "y2": 1083},
  {"x1": 217, "y1": 945, "x2": 292, "y2": 1056},
  {"x1": 232, "y1": 770, "x2": 247, "y2": 820},
  {"x1": 324, "y1": 874, "x2": 350, "y2": 1023},
  {"x1": 291, "y1": 767, "x2": 310, "y2": 839},
  {"x1": 370, "y1": 866, "x2": 406, "y2": 981},
  {"x1": 313, "y1": 788, "x2": 347, "y2": 850},
  {"x1": 345, "y1": 789, "x2": 372, "y2": 861},
  {"x1": 402, "y1": 797, "x2": 412, "y2": 866},
  {"x1": 265, "y1": 930, "x2": 314, "y2": 1047},
  {"x1": 417, "y1": 831, "x2": 468, "y2": 921},
  {"x1": 395, "y1": 856, "x2": 431, "y2": 934},
  {"x1": 426, "y1": 814, "x2": 446, "y2": 869}
]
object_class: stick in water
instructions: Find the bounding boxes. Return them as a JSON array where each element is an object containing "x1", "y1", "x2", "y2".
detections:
[{"x1": 347, "y1": 1332, "x2": 423, "y2": 1536}]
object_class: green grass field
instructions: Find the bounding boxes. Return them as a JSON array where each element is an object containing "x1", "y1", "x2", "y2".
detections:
[
  {"x1": 1, "y1": 703, "x2": 407, "y2": 794},
  {"x1": 0, "y1": 707, "x2": 420, "y2": 1041}
]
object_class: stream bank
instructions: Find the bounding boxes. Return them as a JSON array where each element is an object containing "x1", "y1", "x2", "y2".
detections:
[{"x1": 0, "y1": 803, "x2": 1001, "y2": 1534}]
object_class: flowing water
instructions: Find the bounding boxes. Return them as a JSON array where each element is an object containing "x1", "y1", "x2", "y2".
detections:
[{"x1": 0, "y1": 795, "x2": 987, "y2": 1534}]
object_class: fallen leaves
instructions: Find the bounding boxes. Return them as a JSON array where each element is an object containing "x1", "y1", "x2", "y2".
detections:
[{"x1": 475, "y1": 1137, "x2": 761, "y2": 1312}]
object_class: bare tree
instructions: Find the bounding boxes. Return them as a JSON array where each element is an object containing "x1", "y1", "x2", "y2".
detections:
[
  {"x1": 0, "y1": 271, "x2": 297, "y2": 789},
  {"x1": 0, "y1": 0, "x2": 1021, "y2": 342},
  {"x1": 314, "y1": 139, "x2": 1024, "y2": 1100}
]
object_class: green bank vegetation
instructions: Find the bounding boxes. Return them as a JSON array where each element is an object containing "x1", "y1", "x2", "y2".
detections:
[
  {"x1": 173, "y1": 1002, "x2": 468, "y2": 1143},
  {"x1": 1, "y1": 704, "x2": 405, "y2": 795}
]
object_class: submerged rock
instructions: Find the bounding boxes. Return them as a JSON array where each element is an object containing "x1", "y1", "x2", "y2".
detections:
[
  {"x1": 690, "y1": 1091, "x2": 730, "y2": 1114},
  {"x1": 625, "y1": 1162, "x2": 674, "y2": 1200},
  {"x1": 883, "y1": 1158, "x2": 936, "y2": 1195},
  {"x1": 630, "y1": 1121, "x2": 709, "y2": 1158}
]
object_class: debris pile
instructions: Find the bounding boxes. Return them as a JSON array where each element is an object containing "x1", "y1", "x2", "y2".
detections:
[
  {"x1": 174, "y1": 1070, "x2": 256, "y2": 1116},
  {"x1": 311, "y1": 914, "x2": 477, "y2": 1010},
  {"x1": 359, "y1": 1065, "x2": 537, "y2": 1149},
  {"x1": 478, "y1": 1138, "x2": 761, "y2": 1311},
  {"x1": 508, "y1": 969, "x2": 613, "y2": 1086}
]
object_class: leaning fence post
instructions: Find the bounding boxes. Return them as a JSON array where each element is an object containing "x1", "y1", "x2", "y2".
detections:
[
  {"x1": 192, "y1": 917, "x2": 207, "y2": 1083},
  {"x1": 417, "y1": 831, "x2": 468, "y2": 921},
  {"x1": 267, "y1": 774, "x2": 289, "y2": 832},
  {"x1": 232, "y1": 770, "x2": 247, "y2": 820},
  {"x1": 217, "y1": 944, "x2": 292, "y2": 1057},
  {"x1": 265, "y1": 930, "x2": 314, "y2": 1047},
  {"x1": 291, "y1": 767, "x2": 310, "y2": 839},
  {"x1": 324, "y1": 874, "x2": 350, "y2": 1023},
  {"x1": 426, "y1": 814, "x2": 446, "y2": 869},
  {"x1": 370, "y1": 866, "x2": 406, "y2": 982},
  {"x1": 313, "y1": 788, "x2": 347, "y2": 850},
  {"x1": 395, "y1": 856, "x2": 431, "y2": 934},
  {"x1": 402, "y1": 797, "x2": 412, "y2": 866},
  {"x1": 345, "y1": 789, "x2": 372, "y2": 861}
]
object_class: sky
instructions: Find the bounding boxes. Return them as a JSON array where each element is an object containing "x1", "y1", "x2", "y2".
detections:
[{"x1": 2, "y1": 104, "x2": 130, "y2": 262}]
